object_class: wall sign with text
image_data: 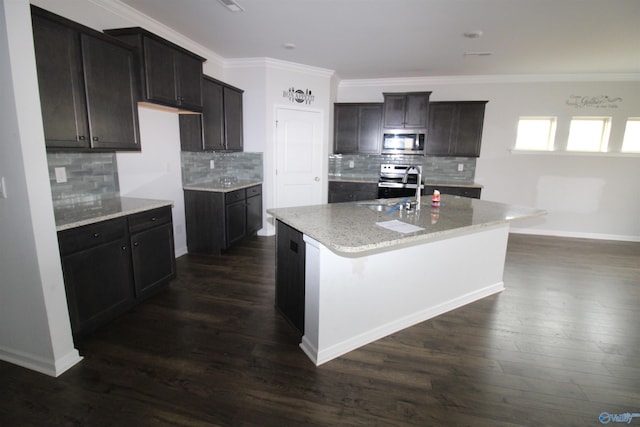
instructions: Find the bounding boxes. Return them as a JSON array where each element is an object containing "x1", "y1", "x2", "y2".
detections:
[
  {"x1": 283, "y1": 87, "x2": 314, "y2": 105},
  {"x1": 566, "y1": 95, "x2": 623, "y2": 109}
]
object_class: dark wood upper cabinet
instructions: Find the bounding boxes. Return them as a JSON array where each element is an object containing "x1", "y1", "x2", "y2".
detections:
[
  {"x1": 333, "y1": 103, "x2": 382, "y2": 154},
  {"x1": 383, "y1": 92, "x2": 431, "y2": 129},
  {"x1": 31, "y1": 6, "x2": 141, "y2": 151},
  {"x1": 179, "y1": 76, "x2": 243, "y2": 152},
  {"x1": 104, "y1": 27, "x2": 205, "y2": 112},
  {"x1": 426, "y1": 101, "x2": 487, "y2": 157}
]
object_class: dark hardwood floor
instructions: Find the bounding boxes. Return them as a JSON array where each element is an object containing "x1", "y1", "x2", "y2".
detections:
[{"x1": 1, "y1": 234, "x2": 638, "y2": 426}]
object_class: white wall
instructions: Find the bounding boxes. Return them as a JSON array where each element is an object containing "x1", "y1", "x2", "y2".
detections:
[
  {"x1": 338, "y1": 77, "x2": 640, "y2": 241},
  {"x1": 116, "y1": 107, "x2": 188, "y2": 256},
  {"x1": 225, "y1": 59, "x2": 335, "y2": 235},
  {"x1": 0, "y1": 0, "x2": 81, "y2": 376}
]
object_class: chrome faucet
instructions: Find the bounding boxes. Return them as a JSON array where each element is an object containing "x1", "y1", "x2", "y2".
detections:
[{"x1": 402, "y1": 165, "x2": 422, "y2": 211}]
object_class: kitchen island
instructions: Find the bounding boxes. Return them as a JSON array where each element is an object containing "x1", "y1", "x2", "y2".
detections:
[{"x1": 267, "y1": 195, "x2": 545, "y2": 366}]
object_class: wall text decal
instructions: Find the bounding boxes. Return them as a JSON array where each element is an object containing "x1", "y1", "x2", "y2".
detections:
[
  {"x1": 283, "y1": 87, "x2": 314, "y2": 105},
  {"x1": 566, "y1": 95, "x2": 623, "y2": 109}
]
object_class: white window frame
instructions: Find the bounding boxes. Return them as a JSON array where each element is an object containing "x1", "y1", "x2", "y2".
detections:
[
  {"x1": 566, "y1": 116, "x2": 612, "y2": 153},
  {"x1": 514, "y1": 117, "x2": 557, "y2": 151},
  {"x1": 621, "y1": 118, "x2": 640, "y2": 153}
]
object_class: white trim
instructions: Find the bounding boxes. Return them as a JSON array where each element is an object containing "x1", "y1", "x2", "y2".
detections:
[
  {"x1": 509, "y1": 149, "x2": 640, "y2": 158},
  {"x1": 0, "y1": 345, "x2": 83, "y2": 377},
  {"x1": 510, "y1": 228, "x2": 640, "y2": 243},
  {"x1": 338, "y1": 73, "x2": 640, "y2": 88},
  {"x1": 224, "y1": 57, "x2": 335, "y2": 78},
  {"x1": 88, "y1": 0, "x2": 224, "y2": 68}
]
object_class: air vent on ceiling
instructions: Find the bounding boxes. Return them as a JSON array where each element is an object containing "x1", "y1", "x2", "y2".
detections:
[{"x1": 217, "y1": 0, "x2": 244, "y2": 12}]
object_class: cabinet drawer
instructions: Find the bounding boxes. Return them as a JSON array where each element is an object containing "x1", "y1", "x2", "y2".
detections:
[
  {"x1": 246, "y1": 185, "x2": 262, "y2": 198},
  {"x1": 58, "y1": 217, "x2": 127, "y2": 255},
  {"x1": 225, "y1": 189, "x2": 246, "y2": 205},
  {"x1": 128, "y1": 206, "x2": 172, "y2": 233}
]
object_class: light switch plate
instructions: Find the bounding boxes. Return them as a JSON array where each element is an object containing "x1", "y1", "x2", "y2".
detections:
[
  {"x1": 209, "y1": 160, "x2": 215, "y2": 169},
  {"x1": 0, "y1": 176, "x2": 6, "y2": 198},
  {"x1": 55, "y1": 167, "x2": 67, "y2": 183},
  {"x1": 457, "y1": 163, "x2": 464, "y2": 172}
]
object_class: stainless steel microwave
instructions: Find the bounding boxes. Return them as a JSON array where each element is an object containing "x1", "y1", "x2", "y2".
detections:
[{"x1": 381, "y1": 130, "x2": 426, "y2": 155}]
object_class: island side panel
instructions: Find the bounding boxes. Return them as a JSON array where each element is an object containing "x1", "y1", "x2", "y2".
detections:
[{"x1": 300, "y1": 223, "x2": 510, "y2": 366}]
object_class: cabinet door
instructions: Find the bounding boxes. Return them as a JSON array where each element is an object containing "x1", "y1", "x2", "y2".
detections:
[
  {"x1": 202, "y1": 78, "x2": 224, "y2": 150},
  {"x1": 426, "y1": 103, "x2": 456, "y2": 156},
  {"x1": 225, "y1": 200, "x2": 247, "y2": 247},
  {"x1": 404, "y1": 93, "x2": 429, "y2": 128},
  {"x1": 175, "y1": 51, "x2": 203, "y2": 111},
  {"x1": 382, "y1": 94, "x2": 406, "y2": 128},
  {"x1": 143, "y1": 37, "x2": 178, "y2": 107},
  {"x1": 32, "y1": 14, "x2": 90, "y2": 149},
  {"x1": 130, "y1": 223, "x2": 176, "y2": 300},
  {"x1": 358, "y1": 104, "x2": 382, "y2": 154},
  {"x1": 246, "y1": 193, "x2": 263, "y2": 236},
  {"x1": 81, "y1": 34, "x2": 140, "y2": 150},
  {"x1": 276, "y1": 220, "x2": 305, "y2": 335},
  {"x1": 223, "y1": 86, "x2": 244, "y2": 151},
  {"x1": 452, "y1": 103, "x2": 486, "y2": 157},
  {"x1": 184, "y1": 190, "x2": 225, "y2": 254},
  {"x1": 333, "y1": 104, "x2": 359, "y2": 153},
  {"x1": 61, "y1": 238, "x2": 134, "y2": 337},
  {"x1": 179, "y1": 114, "x2": 204, "y2": 151}
]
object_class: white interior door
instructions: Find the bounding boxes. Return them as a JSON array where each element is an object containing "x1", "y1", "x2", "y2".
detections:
[{"x1": 275, "y1": 107, "x2": 323, "y2": 208}]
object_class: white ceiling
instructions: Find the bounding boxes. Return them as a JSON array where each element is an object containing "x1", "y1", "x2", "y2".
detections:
[{"x1": 119, "y1": 0, "x2": 640, "y2": 80}]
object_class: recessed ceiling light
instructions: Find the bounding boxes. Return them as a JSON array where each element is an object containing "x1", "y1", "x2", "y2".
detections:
[
  {"x1": 217, "y1": 0, "x2": 244, "y2": 12},
  {"x1": 283, "y1": 42, "x2": 297, "y2": 50},
  {"x1": 463, "y1": 31, "x2": 484, "y2": 39}
]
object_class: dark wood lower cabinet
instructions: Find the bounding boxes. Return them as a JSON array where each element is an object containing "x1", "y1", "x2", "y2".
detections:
[
  {"x1": 275, "y1": 220, "x2": 305, "y2": 335},
  {"x1": 328, "y1": 181, "x2": 378, "y2": 203},
  {"x1": 423, "y1": 185, "x2": 481, "y2": 199},
  {"x1": 184, "y1": 184, "x2": 263, "y2": 255},
  {"x1": 128, "y1": 206, "x2": 176, "y2": 301},
  {"x1": 58, "y1": 206, "x2": 175, "y2": 338}
]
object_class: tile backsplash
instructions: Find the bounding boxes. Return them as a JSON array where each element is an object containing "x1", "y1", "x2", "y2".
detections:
[
  {"x1": 47, "y1": 152, "x2": 119, "y2": 208},
  {"x1": 181, "y1": 151, "x2": 263, "y2": 185},
  {"x1": 329, "y1": 154, "x2": 476, "y2": 184}
]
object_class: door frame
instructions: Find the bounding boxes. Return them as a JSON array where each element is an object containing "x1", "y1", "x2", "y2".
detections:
[{"x1": 272, "y1": 104, "x2": 327, "y2": 211}]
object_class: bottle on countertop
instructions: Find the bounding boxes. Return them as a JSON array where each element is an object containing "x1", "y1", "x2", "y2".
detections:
[{"x1": 431, "y1": 190, "x2": 441, "y2": 208}]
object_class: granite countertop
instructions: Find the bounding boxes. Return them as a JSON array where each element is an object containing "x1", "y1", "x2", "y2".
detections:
[
  {"x1": 267, "y1": 195, "x2": 545, "y2": 255},
  {"x1": 55, "y1": 197, "x2": 173, "y2": 231},
  {"x1": 183, "y1": 180, "x2": 262, "y2": 193}
]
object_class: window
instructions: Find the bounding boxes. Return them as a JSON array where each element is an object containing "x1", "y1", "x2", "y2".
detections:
[
  {"x1": 514, "y1": 117, "x2": 556, "y2": 151},
  {"x1": 621, "y1": 118, "x2": 640, "y2": 153},
  {"x1": 566, "y1": 117, "x2": 611, "y2": 152}
]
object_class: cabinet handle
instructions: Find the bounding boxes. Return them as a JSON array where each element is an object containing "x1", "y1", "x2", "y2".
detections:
[
  {"x1": 150, "y1": 217, "x2": 157, "y2": 222},
  {"x1": 93, "y1": 233, "x2": 100, "y2": 238},
  {"x1": 121, "y1": 245, "x2": 127, "y2": 251},
  {"x1": 92, "y1": 136, "x2": 99, "y2": 141},
  {"x1": 133, "y1": 242, "x2": 139, "y2": 247},
  {"x1": 78, "y1": 135, "x2": 85, "y2": 141}
]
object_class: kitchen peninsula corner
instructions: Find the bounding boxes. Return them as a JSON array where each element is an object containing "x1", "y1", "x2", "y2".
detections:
[{"x1": 268, "y1": 196, "x2": 544, "y2": 366}]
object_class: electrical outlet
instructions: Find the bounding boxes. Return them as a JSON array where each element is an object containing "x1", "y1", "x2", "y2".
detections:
[
  {"x1": 54, "y1": 167, "x2": 67, "y2": 183},
  {"x1": 0, "y1": 177, "x2": 7, "y2": 199},
  {"x1": 348, "y1": 160, "x2": 355, "y2": 168},
  {"x1": 209, "y1": 160, "x2": 215, "y2": 169},
  {"x1": 457, "y1": 163, "x2": 464, "y2": 172}
]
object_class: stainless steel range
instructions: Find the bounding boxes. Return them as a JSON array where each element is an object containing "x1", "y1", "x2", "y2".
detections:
[{"x1": 377, "y1": 164, "x2": 423, "y2": 199}]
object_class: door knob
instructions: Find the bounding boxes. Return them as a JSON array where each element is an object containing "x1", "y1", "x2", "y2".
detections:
[{"x1": 314, "y1": 177, "x2": 320, "y2": 182}]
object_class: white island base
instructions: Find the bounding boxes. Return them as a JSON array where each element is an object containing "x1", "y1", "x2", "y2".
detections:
[{"x1": 300, "y1": 223, "x2": 510, "y2": 366}]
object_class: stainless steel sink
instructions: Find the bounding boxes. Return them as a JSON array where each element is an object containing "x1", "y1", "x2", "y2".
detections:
[{"x1": 354, "y1": 201, "x2": 396, "y2": 213}]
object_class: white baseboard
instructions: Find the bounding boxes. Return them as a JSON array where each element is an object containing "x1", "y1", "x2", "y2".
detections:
[
  {"x1": 510, "y1": 227, "x2": 640, "y2": 242},
  {"x1": 0, "y1": 345, "x2": 83, "y2": 377},
  {"x1": 309, "y1": 282, "x2": 504, "y2": 366}
]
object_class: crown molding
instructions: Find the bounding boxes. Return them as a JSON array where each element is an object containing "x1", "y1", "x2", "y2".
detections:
[
  {"x1": 225, "y1": 57, "x2": 335, "y2": 78},
  {"x1": 339, "y1": 73, "x2": 640, "y2": 88},
  {"x1": 87, "y1": 0, "x2": 224, "y2": 68}
]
